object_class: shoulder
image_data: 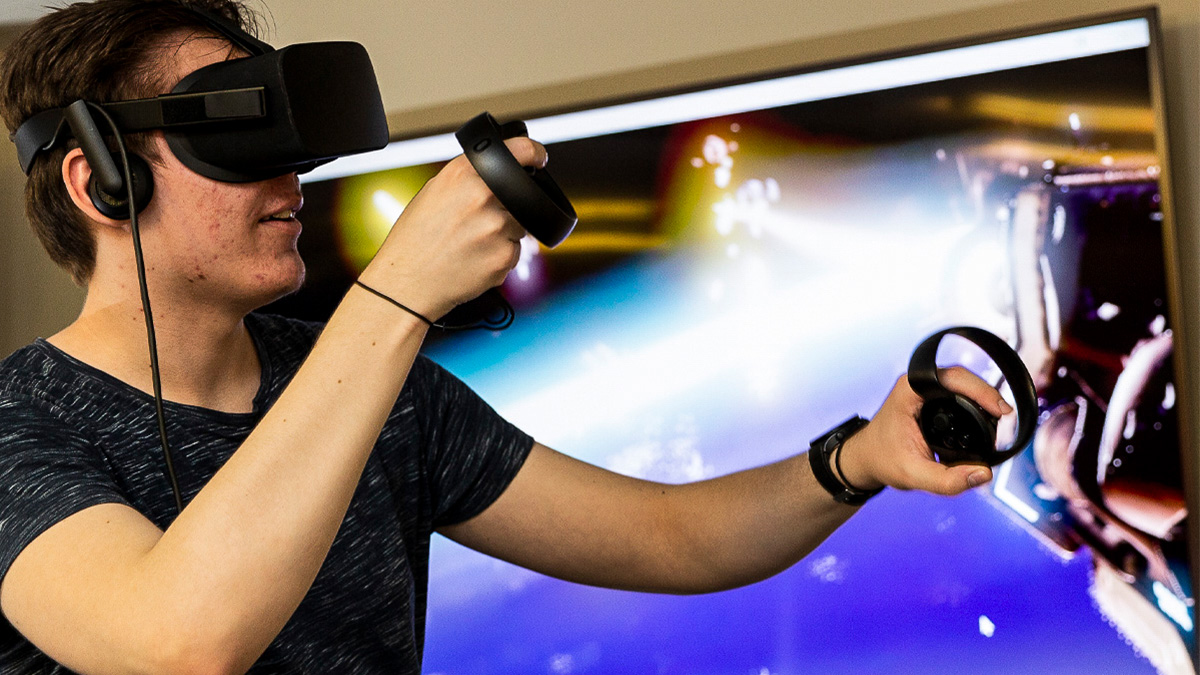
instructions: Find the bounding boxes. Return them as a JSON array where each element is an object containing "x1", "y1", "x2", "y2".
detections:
[
  {"x1": 403, "y1": 353, "x2": 467, "y2": 400},
  {"x1": 0, "y1": 339, "x2": 54, "y2": 380},
  {"x1": 0, "y1": 340, "x2": 86, "y2": 420},
  {"x1": 0, "y1": 343, "x2": 100, "y2": 463}
]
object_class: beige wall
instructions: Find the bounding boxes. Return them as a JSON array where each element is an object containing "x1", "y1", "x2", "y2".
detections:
[{"x1": 0, "y1": 24, "x2": 86, "y2": 352}]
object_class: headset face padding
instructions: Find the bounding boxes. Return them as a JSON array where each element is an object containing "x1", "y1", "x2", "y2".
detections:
[
  {"x1": 88, "y1": 152, "x2": 154, "y2": 220},
  {"x1": 907, "y1": 326, "x2": 1039, "y2": 467}
]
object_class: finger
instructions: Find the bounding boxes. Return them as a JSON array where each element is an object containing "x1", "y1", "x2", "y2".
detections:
[
  {"x1": 503, "y1": 137, "x2": 549, "y2": 169},
  {"x1": 509, "y1": 238, "x2": 523, "y2": 269},
  {"x1": 902, "y1": 457, "x2": 993, "y2": 496},
  {"x1": 891, "y1": 374, "x2": 926, "y2": 414},
  {"x1": 937, "y1": 366, "x2": 1014, "y2": 417},
  {"x1": 955, "y1": 463, "x2": 993, "y2": 491},
  {"x1": 500, "y1": 214, "x2": 528, "y2": 242}
]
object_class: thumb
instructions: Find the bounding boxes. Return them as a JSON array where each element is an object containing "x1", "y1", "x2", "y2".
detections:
[{"x1": 905, "y1": 459, "x2": 993, "y2": 496}]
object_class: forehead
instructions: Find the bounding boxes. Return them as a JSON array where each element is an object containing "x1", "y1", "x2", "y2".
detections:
[{"x1": 156, "y1": 32, "x2": 246, "y2": 94}]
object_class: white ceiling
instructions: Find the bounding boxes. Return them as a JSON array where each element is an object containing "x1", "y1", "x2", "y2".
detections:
[{"x1": 2, "y1": 0, "x2": 51, "y2": 26}]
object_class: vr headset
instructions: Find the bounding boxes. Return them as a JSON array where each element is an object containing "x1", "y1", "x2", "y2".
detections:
[{"x1": 11, "y1": 6, "x2": 388, "y2": 183}]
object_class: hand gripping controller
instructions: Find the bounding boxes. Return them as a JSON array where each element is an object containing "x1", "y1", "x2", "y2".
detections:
[
  {"x1": 434, "y1": 112, "x2": 577, "y2": 330},
  {"x1": 907, "y1": 326, "x2": 1038, "y2": 466},
  {"x1": 455, "y1": 112, "x2": 578, "y2": 247}
]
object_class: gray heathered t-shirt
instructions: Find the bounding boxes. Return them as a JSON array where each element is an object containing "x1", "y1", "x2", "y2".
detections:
[{"x1": 0, "y1": 313, "x2": 534, "y2": 673}]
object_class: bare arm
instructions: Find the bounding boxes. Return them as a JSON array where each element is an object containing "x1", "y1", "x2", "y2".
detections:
[
  {"x1": 3, "y1": 297, "x2": 428, "y2": 674},
  {"x1": 0, "y1": 140, "x2": 546, "y2": 675},
  {"x1": 442, "y1": 368, "x2": 1007, "y2": 594},
  {"x1": 442, "y1": 441, "x2": 852, "y2": 593}
]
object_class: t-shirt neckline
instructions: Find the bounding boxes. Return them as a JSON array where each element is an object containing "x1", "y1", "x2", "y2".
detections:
[{"x1": 31, "y1": 313, "x2": 275, "y2": 423}]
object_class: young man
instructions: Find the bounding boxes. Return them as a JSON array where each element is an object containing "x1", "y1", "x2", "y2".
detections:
[{"x1": 0, "y1": 1, "x2": 1009, "y2": 672}]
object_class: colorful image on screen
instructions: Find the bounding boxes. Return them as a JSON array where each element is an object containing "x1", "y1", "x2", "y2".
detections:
[{"x1": 274, "y1": 12, "x2": 1194, "y2": 675}]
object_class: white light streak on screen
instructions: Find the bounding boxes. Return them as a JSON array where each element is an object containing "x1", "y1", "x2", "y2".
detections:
[{"x1": 303, "y1": 18, "x2": 1150, "y2": 183}]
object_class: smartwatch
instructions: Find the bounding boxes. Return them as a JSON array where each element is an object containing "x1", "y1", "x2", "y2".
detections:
[{"x1": 808, "y1": 415, "x2": 881, "y2": 505}]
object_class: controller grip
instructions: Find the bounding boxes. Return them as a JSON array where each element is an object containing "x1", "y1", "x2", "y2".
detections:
[{"x1": 455, "y1": 112, "x2": 578, "y2": 248}]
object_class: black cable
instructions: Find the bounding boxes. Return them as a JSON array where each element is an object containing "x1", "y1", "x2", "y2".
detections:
[{"x1": 86, "y1": 103, "x2": 185, "y2": 515}]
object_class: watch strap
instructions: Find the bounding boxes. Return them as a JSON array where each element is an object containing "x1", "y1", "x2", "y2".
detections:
[{"x1": 808, "y1": 415, "x2": 880, "y2": 505}]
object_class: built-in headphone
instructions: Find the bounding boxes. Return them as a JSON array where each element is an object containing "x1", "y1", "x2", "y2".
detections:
[
  {"x1": 64, "y1": 100, "x2": 154, "y2": 219},
  {"x1": 907, "y1": 326, "x2": 1039, "y2": 466},
  {"x1": 87, "y1": 153, "x2": 153, "y2": 220}
]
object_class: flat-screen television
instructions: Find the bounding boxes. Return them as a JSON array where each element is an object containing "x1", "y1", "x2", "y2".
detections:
[{"x1": 273, "y1": 8, "x2": 1194, "y2": 674}]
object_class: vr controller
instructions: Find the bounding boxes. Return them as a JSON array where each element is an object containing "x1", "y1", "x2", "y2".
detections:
[
  {"x1": 455, "y1": 112, "x2": 578, "y2": 248},
  {"x1": 907, "y1": 326, "x2": 1038, "y2": 466},
  {"x1": 431, "y1": 112, "x2": 577, "y2": 330}
]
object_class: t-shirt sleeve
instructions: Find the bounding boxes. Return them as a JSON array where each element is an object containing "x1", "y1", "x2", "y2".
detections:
[
  {"x1": 409, "y1": 357, "x2": 535, "y2": 528},
  {"x1": 0, "y1": 396, "x2": 130, "y2": 584}
]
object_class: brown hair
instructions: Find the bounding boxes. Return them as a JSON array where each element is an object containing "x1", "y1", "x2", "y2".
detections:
[{"x1": 0, "y1": 0, "x2": 263, "y2": 285}]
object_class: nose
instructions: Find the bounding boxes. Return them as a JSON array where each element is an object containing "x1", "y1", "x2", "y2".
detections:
[
  {"x1": 272, "y1": 171, "x2": 300, "y2": 190},
  {"x1": 266, "y1": 171, "x2": 304, "y2": 204}
]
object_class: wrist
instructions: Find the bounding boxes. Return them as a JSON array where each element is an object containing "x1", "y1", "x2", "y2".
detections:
[
  {"x1": 808, "y1": 416, "x2": 882, "y2": 505},
  {"x1": 835, "y1": 433, "x2": 885, "y2": 492},
  {"x1": 340, "y1": 280, "x2": 431, "y2": 340},
  {"x1": 353, "y1": 280, "x2": 437, "y2": 327},
  {"x1": 356, "y1": 265, "x2": 449, "y2": 322}
]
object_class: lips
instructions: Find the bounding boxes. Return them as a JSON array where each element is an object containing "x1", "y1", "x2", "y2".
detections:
[
  {"x1": 260, "y1": 208, "x2": 298, "y2": 222},
  {"x1": 258, "y1": 201, "x2": 304, "y2": 239}
]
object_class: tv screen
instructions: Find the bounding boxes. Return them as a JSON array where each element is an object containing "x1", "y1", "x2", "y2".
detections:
[{"x1": 275, "y1": 10, "x2": 1193, "y2": 674}]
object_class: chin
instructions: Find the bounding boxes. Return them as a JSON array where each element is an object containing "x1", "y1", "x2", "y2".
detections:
[{"x1": 248, "y1": 260, "x2": 306, "y2": 309}]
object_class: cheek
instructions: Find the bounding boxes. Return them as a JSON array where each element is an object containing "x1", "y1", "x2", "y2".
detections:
[
  {"x1": 198, "y1": 186, "x2": 242, "y2": 239},
  {"x1": 175, "y1": 213, "x2": 253, "y2": 284},
  {"x1": 154, "y1": 178, "x2": 227, "y2": 239},
  {"x1": 189, "y1": 195, "x2": 258, "y2": 257}
]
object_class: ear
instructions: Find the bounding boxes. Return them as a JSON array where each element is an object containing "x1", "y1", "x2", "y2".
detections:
[{"x1": 61, "y1": 147, "x2": 127, "y2": 229}]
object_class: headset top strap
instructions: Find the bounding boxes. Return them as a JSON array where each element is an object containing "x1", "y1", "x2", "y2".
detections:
[{"x1": 182, "y1": 4, "x2": 274, "y2": 56}]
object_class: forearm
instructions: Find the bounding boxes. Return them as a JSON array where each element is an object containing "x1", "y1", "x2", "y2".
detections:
[
  {"x1": 444, "y1": 444, "x2": 858, "y2": 598},
  {"x1": 646, "y1": 451, "x2": 856, "y2": 594},
  {"x1": 127, "y1": 286, "x2": 426, "y2": 670},
  {"x1": 650, "y1": 368, "x2": 1006, "y2": 593}
]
